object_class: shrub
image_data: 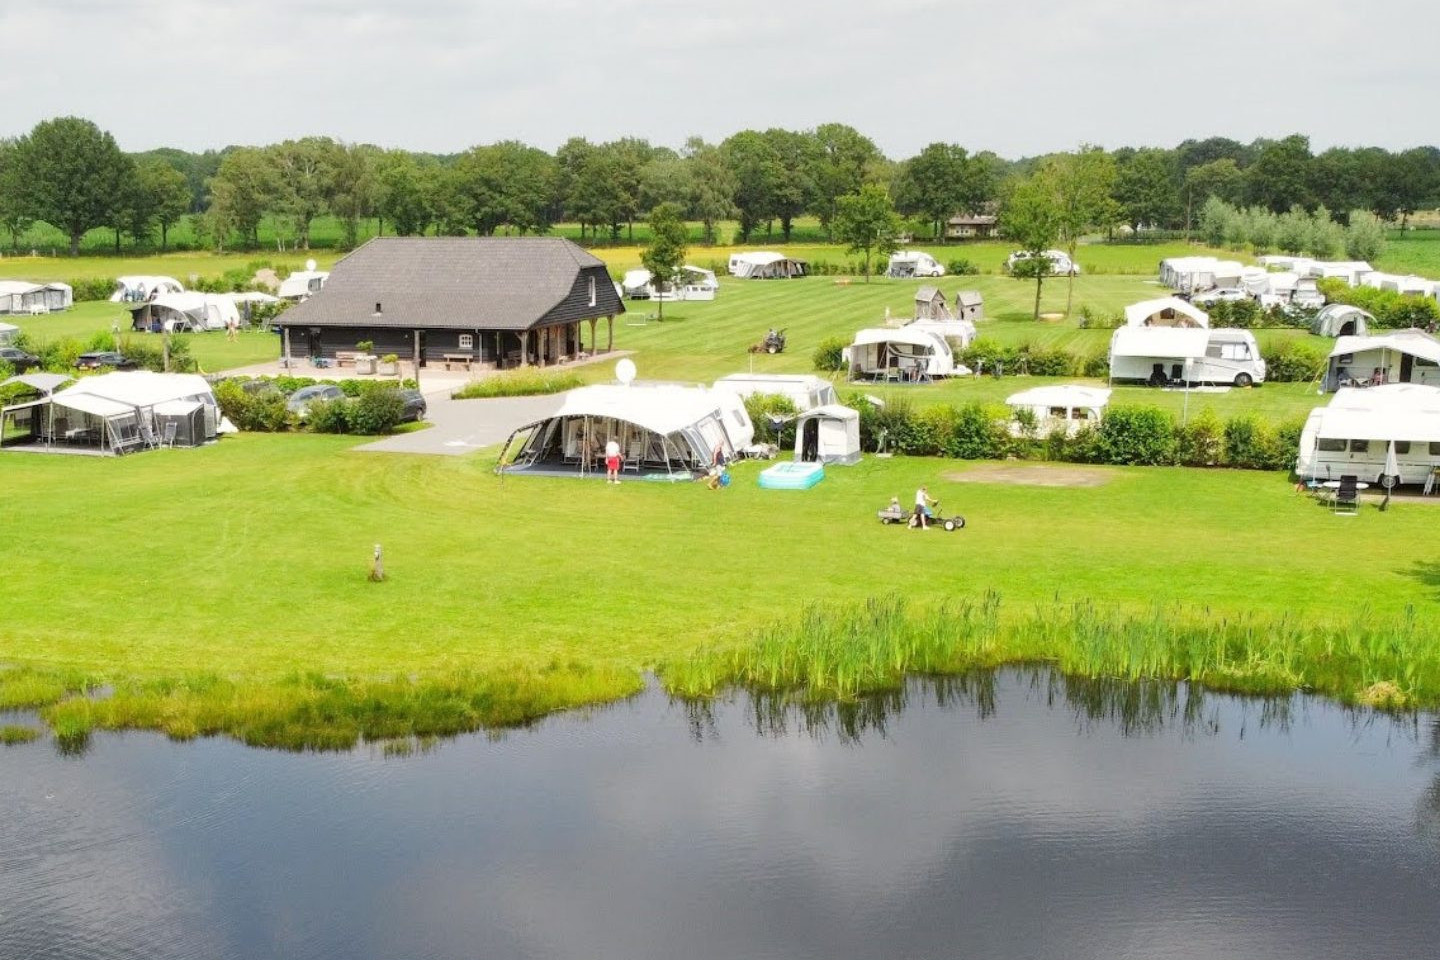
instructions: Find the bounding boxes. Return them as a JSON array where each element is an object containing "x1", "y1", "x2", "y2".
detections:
[
  {"x1": 1206, "y1": 299, "x2": 1261, "y2": 328},
  {"x1": 1317, "y1": 279, "x2": 1440, "y2": 329},
  {"x1": 306, "y1": 398, "x2": 351, "y2": 434},
  {"x1": 937, "y1": 403, "x2": 1004, "y2": 460},
  {"x1": 346, "y1": 386, "x2": 405, "y2": 434},
  {"x1": 1223, "y1": 414, "x2": 1283, "y2": 470},
  {"x1": 1094, "y1": 406, "x2": 1176, "y2": 465},
  {"x1": 67, "y1": 277, "x2": 116, "y2": 302},
  {"x1": 946, "y1": 258, "x2": 980, "y2": 276},
  {"x1": 1077, "y1": 304, "x2": 1122, "y2": 329},
  {"x1": 1176, "y1": 409, "x2": 1224, "y2": 466},
  {"x1": 812, "y1": 336, "x2": 848, "y2": 372},
  {"x1": 1263, "y1": 342, "x2": 1325, "y2": 384},
  {"x1": 744, "y1": 393, "x2": 799, "y2": 446},
  {"x1": 213, "y1": 381, "x2": 290, "y2": 432}
]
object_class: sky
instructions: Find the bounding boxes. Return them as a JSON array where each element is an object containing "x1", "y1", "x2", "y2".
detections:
[{"x1": 3, "y1": 0, "x2": 1439, "y2": 158}]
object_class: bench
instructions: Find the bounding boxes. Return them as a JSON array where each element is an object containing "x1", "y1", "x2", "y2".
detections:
[
  {"x1": 334, "y1": 350, "x2": 361, "y2": 368},
  {"x1": 442, "y1": 353, "x2": 475, "y2": 371}
]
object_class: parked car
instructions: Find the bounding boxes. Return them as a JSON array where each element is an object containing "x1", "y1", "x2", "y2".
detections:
[
  {"x1": 398, "y1": 388, "x2": 427, "y2": 423},
  {"x1": 74, "y1": 351, "x2": 139, "y2": 370},
  {"x1": 0, "y1": 346, "x2": 41, "y2": 371},
  {"x1": 1192, "y1": 287, "x2": 1250, "y2": 305},
  {"x1": 1005, "y1": 249, "x2": 1079, "y2": 276},
  {"x1": 286, "y1": 383, "x2": 345, "y2": 420}
]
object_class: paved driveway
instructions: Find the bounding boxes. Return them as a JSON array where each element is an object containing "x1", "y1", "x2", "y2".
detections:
[{"x1": 356, "y1": 392, "x2": 563, "y2": 456}]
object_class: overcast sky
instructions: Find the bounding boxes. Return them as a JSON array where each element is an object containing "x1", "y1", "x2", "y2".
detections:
[{"x1": 4, "y1": 0, "x2": 1438, "y2": 158}]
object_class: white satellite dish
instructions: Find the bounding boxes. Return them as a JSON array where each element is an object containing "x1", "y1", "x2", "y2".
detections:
[
  {"x1": 305, "y1": 258, "x2": 317, "y2": 273},
  {"x1": 615, "y1": 358, "x2": 637, "y2": 385}
]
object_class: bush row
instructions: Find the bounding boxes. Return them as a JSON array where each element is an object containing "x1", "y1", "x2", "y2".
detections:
[
  {"x1": 212, "y1": 377, "x2": 411, "y2": 434},
  {"x1": 13, "y1": 330, "x2": 196, "y2": 373},
  {"x1": 451, "y1": 368, "x2": 583, "y2": 399},
  {"x1": 1316, "y1": 279, "x2": 1440, "y2": 329},
  {"x1": 848, "y1": 395, "x2": 1304, "y2": 470}
]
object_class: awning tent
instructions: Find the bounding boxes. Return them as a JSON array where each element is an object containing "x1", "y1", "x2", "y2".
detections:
[
  {"x1": 497, "y1": 384, "x2": 738, "y2": 479},
  {"x1": 1, "y1": 371, "x2": 219, "y2": 455},
  {"x1": 129, "y1": 293, "x2": 241, "y2": 332},
  {"x1": 1312, "y1": 304, "x2": 1372, "y2": 338},
  {"x1": 0, "y1": 280, "x2": 72, "y2": 314},
  {"x1": 111, "y1": 276, "x2": 184, "y2": 303},
  {"x1": 730, "y1": 252, "x2": 808, "y2": 279},
  {"x1": 845, "y1": 327, "x2": 956, "y2": 380},
  {"x1": 794, "y1": 404, "x2": 861, "y2": 465},
  {"x1": 1324, "y1": 328, "x2": 1440, "y2": 391},
  {"x1": 620, "y1": 269, "x2": 654, "y2": 298},
  {"x1": 1123, "y1": 297, "x2": 1209, "y2": 328}
]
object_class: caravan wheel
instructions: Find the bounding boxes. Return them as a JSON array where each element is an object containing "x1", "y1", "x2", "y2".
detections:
[{"x1": 1234, "y1": 373, "x2": 1253, "y2": 388}]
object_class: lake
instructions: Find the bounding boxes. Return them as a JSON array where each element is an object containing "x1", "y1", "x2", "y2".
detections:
[{"x1": 3, "y1": 670, "x2": 1438, "y2": 960}]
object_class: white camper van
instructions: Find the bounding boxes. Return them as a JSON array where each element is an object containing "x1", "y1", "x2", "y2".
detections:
[
  {"x1": 1297, "y1": 385, "x2": 1440, "y2": 486},
  {"x1": 886, "y1": 251, "x2": 945, "y2": 278},
  {"x1": 1109, "y1": 327, "x2": 1266, "y2": 387},
  {"x1": 713, "y1": 374, "x2": 839, "y2": 412}
]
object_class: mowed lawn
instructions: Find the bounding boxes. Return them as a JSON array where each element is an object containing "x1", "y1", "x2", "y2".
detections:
[
  {"x1": 2, "y1": 433, "x2": 1436, "y2": 684},
  {"x1": 11, "y1": 301, "x2": 284, "y2": 371}
]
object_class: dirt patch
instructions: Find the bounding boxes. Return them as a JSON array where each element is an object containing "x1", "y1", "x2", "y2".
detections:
[{"x1": 943, "y1": 463, "x2": 1112, "y2": 488}]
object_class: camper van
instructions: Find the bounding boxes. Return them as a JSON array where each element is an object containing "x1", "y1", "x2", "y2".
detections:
[
  {"x1": 1109, "y1": 327, "x2": 1266, "y2": 387},
  {"x1": 886, "y1": 251, "x2": 945, "y2": 279},
  {"x1": 713, "y1": 374, "x2": 839, "y2": 412},
  {"x1": 1297, "y1": 385, "x2": 1440, "y2": 485}
]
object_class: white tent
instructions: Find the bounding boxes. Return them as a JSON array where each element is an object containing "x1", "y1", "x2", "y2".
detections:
[
  {"x1": 907, "y1": 318, "x2": 977, "y2": 351},
  {"x1": 1006, "y1": 385, "x2": 1110, "y2": 437},
  {"x1": 794, "y1": 405, "x2": 861, "y2": 465},
  {"x1": 277, "y1": 270, "x2": 329, "y2": 300},
  {"x1": 0, "y1": 321, "x2": 17, "y2": 343},
  {"x1": 130, "y1": 293, "x2": 241, "y2": 332},
  {"x1": 498, "y1": 384, "x2": 743, "y2": 478},
  {"x1": 1123, "y1": 297, "x2": 1210, "y2": 328},
  {"x1": 1, "y1": 372, "x2": 71, "y2": 394},
  {"x1": 1312, "y1": 304, "x2": 1372, "y2": 338},
  {"x1": 0, "y1": 280, "x2": 72, "y2": 314},
  {"x1": 1324, "y1": 328, "x2": 1440, "y2": 391},
  {"x1": 728, "y1": 251, "x2": 808, "y2": 279},
  {"x1": 713, "y1": 374, "x2": 838, "y2": 412},
  {"x1": 844, "y1": 327, "x2": 958, "y2": 381},
  {"x1": 620, "y1": 269, "x2": 654, "y2": 299},
  {"x1": 111, "y1": 276, "x2": 184, "y2": 303}
]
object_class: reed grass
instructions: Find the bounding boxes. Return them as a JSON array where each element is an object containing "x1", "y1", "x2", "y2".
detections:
[
  {"x1": 661, "y1": 594, "x2": 1440, "y2": 712},
  {"x1": 0, "y1": 725, "x2": 41, "y2": 745},
  {"x1": 35, "y1": 662, "x2": 642, "y2": 752}
]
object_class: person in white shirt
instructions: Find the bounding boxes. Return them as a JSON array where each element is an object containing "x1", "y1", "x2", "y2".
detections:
[{"x1": 913, "y1": 485, "x2": 935, "y2": 529}]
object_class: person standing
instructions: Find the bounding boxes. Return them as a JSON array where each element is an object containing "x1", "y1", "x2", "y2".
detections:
[
  {"x1": 605, "y1": 437, "x2": 621, "y2": 484},
  {"x1": 914, "y1": 485, "x2": 935, "y2": 530}
]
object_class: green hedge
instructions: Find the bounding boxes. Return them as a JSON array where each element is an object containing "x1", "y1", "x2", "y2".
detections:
[{"x1": 1317, "y1": 278, "x2": 1440, "y2": 329}]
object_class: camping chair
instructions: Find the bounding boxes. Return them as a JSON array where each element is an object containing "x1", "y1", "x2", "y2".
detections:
[
  {"x1": 624, "y1": 435, "x2": 644, "y2": 473},
  {"x1": 1332, "y1": 475, "x2": 1360, "y2": 516},
  {"x1": 161, "y1": 421, "x2": 178, "y2": 449}
]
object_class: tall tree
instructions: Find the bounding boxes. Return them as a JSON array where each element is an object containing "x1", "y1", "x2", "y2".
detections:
[
  {"x1": 683, "y1": 137, "x2": 735, "y2": 245},
  {"x1": 1044, "y1": 146, "x2": 1117, "y2": 317},
  {"x1": 808, "y1": 123, "x2": 882, "y2": 236},
  {"x1": 893, "y1": 142, "x2": 970, "y2": 241},
  {"x1": 270, "y1": 137, "x2": 339, "y2": 250},
  {"x1": 831, "y1": 184, "x2": 900, "y2": 283},
  {"x1": 760, "y1": 128, "x2": 814, "y2": 242},
  {"x1": 640, "y1": 202, "x2": 689, "y2": 320},
  {"x1": 329, "y1": 143, "x2": 378, "y2": 248},
  {"x1": 1181, "y1": 159, "x2": 1244, "y2": 236},
  {"x1": 1245, "y1": 134, "x2": 1313, "y2": 213},
  {"x1": 447, "y1": 141, "x2": 555, "y2": 236},
  {"x1": 1112, "y1": 147, "x2": 1179, "y2": 231},
  {"x1": 721, "y1": 130, "x2": 782, "y2": 242},
  {"x1": 374, "y1": 151, "x2": 438, "y2": 236},
  {"x1": 15, "y1": 116, "x2": 130, "y2": 255},
  {"x1": 0, "y1": 138, "x2": 34, "y2": 252},
  {"x1": 206, "y1": 147, "x2": 278, "y2": 250},
  {"x1": 136, "y1": 157, "x2": 191, "y2": 251},
  {"x1": 1002, "y1": 174, "x2": 1062, "y2": 319}
]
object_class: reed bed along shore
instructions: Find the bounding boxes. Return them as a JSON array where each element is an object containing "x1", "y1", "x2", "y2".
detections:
[{"x1": 4, "y1": 593, "x2": 1435, "y2": 751}]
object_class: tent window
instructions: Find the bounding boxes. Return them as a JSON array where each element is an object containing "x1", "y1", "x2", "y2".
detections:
[
  {"x1": 1395, "y1": 441, "x2": 1412, "y2": 455},
  {"x1": 1349, "y1": 439, "x2": 1370, "y2": 453},
  {"x1": 458, "y1": 334, "x2": 474, "y2": 350},
  {"x1": 1317, "y1": 438, "x2": 1346, "y2": 452},
  {"x1": 1416, "y1": 358, "x2": 1438, "y2": 368}
]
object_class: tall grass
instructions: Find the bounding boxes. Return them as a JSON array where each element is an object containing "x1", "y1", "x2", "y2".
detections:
[
  {"x1": 662, "y1": 594, "x2": 1440, "y2": 711},
  {"x1": 452, "y1": 368, "x2": 585, "y2": 399},
  {"x1": 0, "y1": 725, "x2": 41, "y2": 745}
]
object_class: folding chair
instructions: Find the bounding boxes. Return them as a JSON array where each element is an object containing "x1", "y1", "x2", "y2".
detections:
[
  {"x1": 1332, "y1": 475, "x2": 1360, "y2": 516},
  {"x1": 161, "y1": 421, "x2": 179, "y2": 449}
]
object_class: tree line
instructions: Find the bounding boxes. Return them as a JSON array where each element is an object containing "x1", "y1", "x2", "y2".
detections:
[{"x1": 1, "y1": 117, "x2": 1438, "y2": 256}]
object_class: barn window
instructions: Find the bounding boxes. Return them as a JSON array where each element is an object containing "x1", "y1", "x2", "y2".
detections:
[
  {"x1": 588, "y1": 277, "x2": 596, "y2": 307},
  {"x1": 459, "y1": 334, "x2": 474, "y2": 350}
]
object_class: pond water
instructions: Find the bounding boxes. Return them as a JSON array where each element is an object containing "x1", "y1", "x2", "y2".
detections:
[{"x1": 3, "y1": 670, "x2": 1439, "y2": 960}]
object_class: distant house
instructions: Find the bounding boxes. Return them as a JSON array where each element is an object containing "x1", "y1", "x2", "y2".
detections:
[
  {"x1": 944, "y1": 214, "x2": 998, "y2": 240},
  {"x1": 278, "y1": 237, "x2": 625, "y2": 369}
]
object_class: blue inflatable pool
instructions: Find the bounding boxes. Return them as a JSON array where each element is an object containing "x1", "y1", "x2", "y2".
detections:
[{"x1": 758, "y1": 461, "x2": 825, "y2": 490}]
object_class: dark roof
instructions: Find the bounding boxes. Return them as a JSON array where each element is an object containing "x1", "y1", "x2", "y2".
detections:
[{"x1": 282, "y1": 237, "x2": 624, "y2": 331}]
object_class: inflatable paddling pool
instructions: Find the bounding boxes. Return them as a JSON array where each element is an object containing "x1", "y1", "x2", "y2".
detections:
[{"x1": 758, "y1": 461, "x2": 825, "y2": 490}]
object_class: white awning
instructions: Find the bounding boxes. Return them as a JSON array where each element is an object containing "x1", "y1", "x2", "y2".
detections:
[
  {"x1": 1110, "y1": 327, "x2": 1210, "y2": 360},
  {"x1": 53, "y1": 393, "x2": 134, "y2": 418},
  {"x1": 1123, "y1": 297, "x2": 1209, "y2": 328},
  {"x1": 2, "y1": 373, "x2": 72, "y2": 394},
  {"x1": 60, "y1": 371, "x2": 214, "y2": 407},
  {"x1": 1328, "y1": 329, "x2": 1440, "y2": 364},
  {"x1": 849, "y1": 327, "x2": 945, "y2": 350},
  {"x1": 552, "y1": 384, "x2": 724, "y2": 436}
]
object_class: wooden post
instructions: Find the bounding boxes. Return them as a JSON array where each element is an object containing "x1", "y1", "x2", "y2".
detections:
[
  {"x1": 412, "y1": 329, "x2": 422, "y2": 390},
  {"x1": 282, "y1": 328, "x2": 292, "y2": 368},
  {"x1": 370, "y1": 543, "x2": 385, "y2": 582},
  {"x1": 588, "y1": 318, "x2": 598, "y2": 356},
  {"x1": 519, "y1": 330, "x2": 530, "y2": 367},
  {"x1": 606, "y1": 315, "x2": 613, "y2": 353}
]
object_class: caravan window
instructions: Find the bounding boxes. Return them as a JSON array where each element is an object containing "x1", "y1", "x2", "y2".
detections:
[
  {"x1": 1395, "y1": 441, "x2": 1412, "y2": 455},
  {"x1": 1430, "y1": 442, "x2": 1440, "y2": 456},
  {"x1": 1208, "y1": 341, "x2": 1252, "y2": 361},
  {"x1": 1416, "y1": 358, "x2": 1438, "y2": 368},
  {"x1": 1317, "y1": 438, "x2": 1346, "y2": 452},
  {"x1": 1349, "y1": 439, "x2": 1370, "y2": 453}
]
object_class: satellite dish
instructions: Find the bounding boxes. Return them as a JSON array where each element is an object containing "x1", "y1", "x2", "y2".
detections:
[
  {"x1": 305, "y1": 258, "x2": 317, "y2": 273},
  {"x1": 615, "y1": 358, "x2": 636, "y2": 385}
]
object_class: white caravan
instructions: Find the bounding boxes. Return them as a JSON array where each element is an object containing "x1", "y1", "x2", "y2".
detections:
[
  {"x1": 1124, "y1": 297, "x2": 1210, "y2": 328},
  {"x1": 844, "y1": 327, "x2": 959, "y2": 381},
  {"x1": 1109, "y1": 327, "x2": 1266, "y2": 387},
  {"x1": 1006, "y1": 385, "x2": 1110, "y2": 437},
  {"x1": 1297, "y1": 384, "x2": 1440, "y2": 486},
  {"x1": 886, "y1": 251, "x2": 946, "y2": 278}
]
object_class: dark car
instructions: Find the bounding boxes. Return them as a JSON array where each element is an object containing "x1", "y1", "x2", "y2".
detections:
[
  {"x1": 74, "y1": 351, "x2": 139, "y2": 371},
  {"x1": 0, "y1": 346, "x2": 40, "y2": 371},
  {"x1": 398, "y1": 388, "x2": 427, "y2": 423},
  {"x1": 285, "y1": 383, "x2": 346, "y2": 420}
]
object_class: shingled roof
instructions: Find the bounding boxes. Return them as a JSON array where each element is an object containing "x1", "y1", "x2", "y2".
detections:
[{"x1": 281, "y1": 236, "x2": 624, "y2": 331}]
